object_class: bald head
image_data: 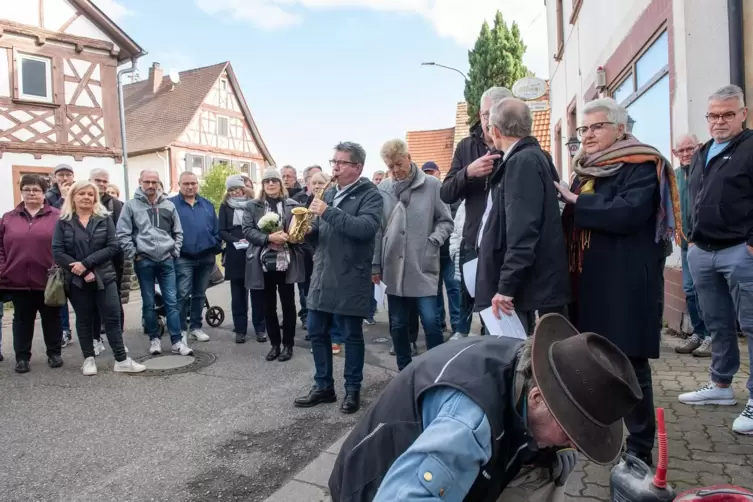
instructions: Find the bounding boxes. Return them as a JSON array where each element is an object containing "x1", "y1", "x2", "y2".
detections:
[{"x1": 490, "y1": 98, "x2": 533, "y2": 138}]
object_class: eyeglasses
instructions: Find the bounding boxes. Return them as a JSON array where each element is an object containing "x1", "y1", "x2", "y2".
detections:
[
  {"x1": 673, "y1": 146, "x2": 696, "y2": 155},
  {"x1": 21, "y1": 188, "x2": 43, "y2": 195},
  {"x1": 705, "y1": 110, "x2": 742, "y2": 123},
  {"x1": 263, "y1": 179, "x2": 279, "y2": 184},
  {"x1": 141, "y1": 180, "x2": 160, "y2": 185},
  {"x1": 329, "y1": 160, "x2": 358, "y2": 167},
  {"x1": 576, "y1": 122, "x2": 616, "y2": 138}
]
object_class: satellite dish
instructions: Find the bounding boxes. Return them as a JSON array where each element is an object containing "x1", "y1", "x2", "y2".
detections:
[{"x1": 169, "y1": 70, "x2": 180, "y2": 84}]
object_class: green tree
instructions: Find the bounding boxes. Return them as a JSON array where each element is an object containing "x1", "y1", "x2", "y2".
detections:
[
  {"x1": 464, "y1": 11, "x2": 528, "y2": 124},
  {"x1": 200, "y1": 163, "x2": 239, "y2": 211}
]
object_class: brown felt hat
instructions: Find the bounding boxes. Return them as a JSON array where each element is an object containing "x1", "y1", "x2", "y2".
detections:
[{"x1": 532, "y1": 313, "x2": 643, "y2": 464}]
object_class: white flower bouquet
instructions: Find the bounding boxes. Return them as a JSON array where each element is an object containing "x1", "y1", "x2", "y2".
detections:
[{"x1": 258, "y1": 212, "x2": 282, "y2": 234}]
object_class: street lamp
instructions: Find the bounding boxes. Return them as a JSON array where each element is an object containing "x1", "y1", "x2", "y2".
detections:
[
  {"x1": 421, "y1": 62, "x2": 469, "y2": 82},
  {"x1": 566, "y1": 136, "x2": 581, "y2": 157}
]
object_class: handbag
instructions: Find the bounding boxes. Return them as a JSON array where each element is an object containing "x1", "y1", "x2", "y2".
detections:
[{"x1": 44, "y1": 266, "x2": 67, "y2": 307}]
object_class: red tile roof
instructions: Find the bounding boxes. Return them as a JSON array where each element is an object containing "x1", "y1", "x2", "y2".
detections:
[
  {"x1": 532, "y1": 108, "x2": 551, "y2": 152},
  {"x1": 405, "y1": 127, "x2": 455, "y2": 178}
]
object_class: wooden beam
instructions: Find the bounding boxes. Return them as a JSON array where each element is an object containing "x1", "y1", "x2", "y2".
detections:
[
  {"x1": 0, "y1": 38, "x2": 117, "y2": 67},
  {"x1": 170, "y1": 140, "x2": 266, "y2": 161},
  {"x1": 0, "y1": 142, "x2": 121, "y2": 158},
  {"x1": 39, "y1": 0, "x2": 44, "y2": 28},
  {"x1": 58, "y1": 13, "x2": 81, "y2": 33},
  {"x1": 0, "y1": 20, "x2": 115, "y2": 52}
]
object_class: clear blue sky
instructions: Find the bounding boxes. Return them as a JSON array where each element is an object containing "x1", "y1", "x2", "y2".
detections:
[{"x1": 97, "y1": 0, "x2": 548, "y2": 177}]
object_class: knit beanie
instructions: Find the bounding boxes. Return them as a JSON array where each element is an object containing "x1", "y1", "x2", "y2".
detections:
[
  {"x1": 261, "y1": 168, "x2": 282, "y2": 182},
  {"x1": 226, "y1": 174, "x2": 246, "y2": 190}
]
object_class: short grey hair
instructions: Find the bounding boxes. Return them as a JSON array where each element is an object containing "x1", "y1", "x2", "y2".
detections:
[
  {"x1": 372, "y1": 170, "x2": 385, "y2": 178},
  {"x1": 481, "y1": 86, "x2": 513, "y2": 106},
  {"x1": 89, "y1": 168, "x2": 109, "y2": 181},
  {"x1": 179, "y1": 171, "x2": 197, "y2": 181},
  {"x1": 281, "y1": 165, "x2": 297, "y2": 176},
  {"x1": 709, "y1": 84, "x2": 745, "y2": 107},
  {"x1": 490, "y1": 98, "x2": 533, "y2": 138},
  {"x1": 302, "y1": 165, "x2": 321, "y2": 180},
  {"x1": 583, "y1": 98, "x2": 628, "y2": 126},
  {"x1": 675, "y1": 133, "x2": 699, "y2": 147},
  {"x1": 334, "y1": 141, "x2": 366, "y2": 166}
]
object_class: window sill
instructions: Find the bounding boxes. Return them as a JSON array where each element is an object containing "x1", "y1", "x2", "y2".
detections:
[
  {"x1": 12, "y1": 98, "x2": 59, "y2": 109},
  {"x1": 569, "y1": 0, "x2": 584, "y2": 24}
]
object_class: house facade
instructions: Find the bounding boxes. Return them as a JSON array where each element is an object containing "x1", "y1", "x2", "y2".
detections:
[
  {"x1": 0, "y1": 0, "x2": 144, "y2": 213},
  {"x1": 545, "y1": 0, "x2": 753, "y2": 332},
  {"x1": 123, "y1": 61, "x2": 274, "y2": 196}
]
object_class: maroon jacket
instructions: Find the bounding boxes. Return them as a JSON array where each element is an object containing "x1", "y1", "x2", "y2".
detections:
[{"x1": 0, "y1": 202, "x2": 60, "y2": 291}]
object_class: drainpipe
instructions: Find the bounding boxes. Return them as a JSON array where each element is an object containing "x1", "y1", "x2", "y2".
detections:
[
  {"x1": 728, "y1": 0, "x2": 745, "y2": 98},
  {"x1": 117, "y1": 58, "x2": 139, "y2": 199}
]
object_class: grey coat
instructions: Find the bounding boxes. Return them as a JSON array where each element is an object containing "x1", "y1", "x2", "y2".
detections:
[
  {"x1": 373, "y1": 169, "x2": 453, "y2": 297},
  {"x1": 242, "y1": 198, "x2": 306, "y2": 290},
  {"x1": 307, "y1": 178, "x2": 383, "y2": 318}
]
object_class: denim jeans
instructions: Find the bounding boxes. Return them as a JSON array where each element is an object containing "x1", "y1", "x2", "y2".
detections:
[
  {"x1": 298, "y1": 280, "x2": 309, "y2": 323},
  {"x1": 688, "y1": 243, "x2": 753, "y2": 399},
  {"x1": 229, "y1": 279, "x2": 266, "y2": 335},
  {"x1": 369, "y1": 296, "x2": 377, "y2": 319},
  {"x1": 329, "y1": 315, "x2": 346, "y2": 344},
  {"x1": 60, "y1": 304, "x2": 70, "y2": 332},
  {"x1": 175, "y1": 254, "x2": 216, "y2": 331},
  {"x1": 135, "y1": 257, "x2": 182, "y2": 344},
  {"x1": 437, "y1": 254, "x2": 462, "y2": 332},
  {"x1": 307, "y1": 310, "x2": 365, "y2": 392},
  {"x1": 681, "y1": 248, "x2": 709, "y2": 338},
  {"x1": 388, "y1": 295, "x2": 444, "y2": 370}
]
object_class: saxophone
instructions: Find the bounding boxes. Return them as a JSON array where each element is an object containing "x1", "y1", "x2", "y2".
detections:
[{"x1": 287, "y1": 180, "x2": 334, "y2": 244}]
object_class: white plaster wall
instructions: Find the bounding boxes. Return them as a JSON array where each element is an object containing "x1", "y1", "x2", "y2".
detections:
[
  {"x1": 0, "y1": 48, "x2": 9, "y2": 97},
  {"x1": 173, "y1": 147, "x2": 263, "y2": 184},
  {"x1": 0, "y1": 153, "x2": 124, "y2": 214},
  {"x1": 125, "y1": 152, "x2": 168, "y2": 200},
  {"x1": 0, "y1": 0, "x2": 40, "y2": 26}
]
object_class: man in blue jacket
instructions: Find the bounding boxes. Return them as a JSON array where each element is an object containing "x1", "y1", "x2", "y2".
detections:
[{"x1": 170, "y1": 171, "x2": 221, "y2": 343}]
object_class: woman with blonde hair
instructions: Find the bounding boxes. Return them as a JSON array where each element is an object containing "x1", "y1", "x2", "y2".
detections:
[
  {"x1": 105, "y1": 183, "x2": 120, "y2": 200},
  {"x1": 52, "y1": 180, "x2": 145, "y2": 376}
]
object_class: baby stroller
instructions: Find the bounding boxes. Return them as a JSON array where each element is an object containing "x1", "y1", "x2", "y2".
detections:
[{"x1": 142, "y1": 265, "x2": 226, "y2": 336}]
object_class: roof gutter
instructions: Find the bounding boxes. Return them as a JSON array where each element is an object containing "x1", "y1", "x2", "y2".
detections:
[{"x1": 728, "y1": 0, "x2": 745, "y2": 99}]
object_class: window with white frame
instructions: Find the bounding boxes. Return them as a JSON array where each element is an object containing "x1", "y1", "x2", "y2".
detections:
[
  {"x1": 16, "y1": 53, "x2": 53, "y2": 103},
  {"x1": 217, "y1": 116, "x2": 229, "y2": 137}
]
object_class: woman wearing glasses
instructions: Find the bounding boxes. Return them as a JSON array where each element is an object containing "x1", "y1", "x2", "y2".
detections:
[
  {"x1": 0, "y1": 174, "x2": 64, "y2": 373},
  {"x1": 555, "y1": 97, "x2": 683, "y2": 467}
]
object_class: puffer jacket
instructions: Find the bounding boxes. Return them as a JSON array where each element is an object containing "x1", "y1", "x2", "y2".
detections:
[{"x1": 52, "y1": 215, "x2": 119, "y2": 290}]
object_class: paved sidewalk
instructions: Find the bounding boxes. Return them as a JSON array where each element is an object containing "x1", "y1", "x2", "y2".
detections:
[{"x1": 266, "y1": 333, "x2": 753, "y2": 501}]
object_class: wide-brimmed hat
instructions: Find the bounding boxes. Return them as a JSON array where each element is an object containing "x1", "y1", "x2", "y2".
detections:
[{"x1": 532, "y1": 314, "x2": 642, "y2": 464}]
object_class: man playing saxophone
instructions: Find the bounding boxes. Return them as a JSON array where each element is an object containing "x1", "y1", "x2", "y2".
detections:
[{"x1": 293, "y1": 141, "x2": 383, "y2": 414}]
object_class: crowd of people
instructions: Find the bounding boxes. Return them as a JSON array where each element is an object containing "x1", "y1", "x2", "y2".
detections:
[{"x1": 0, "y1": 79, "x2": 751, "y2": 500}]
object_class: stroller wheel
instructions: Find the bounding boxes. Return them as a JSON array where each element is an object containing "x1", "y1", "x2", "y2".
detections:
[{"x1": 206, "y1": 306, "x2": 224, "y2": 327}]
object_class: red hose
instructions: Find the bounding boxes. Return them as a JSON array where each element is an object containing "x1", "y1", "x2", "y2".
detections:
[{"x1": 653, "y1": 407, "x2": 668, "y2": 488}]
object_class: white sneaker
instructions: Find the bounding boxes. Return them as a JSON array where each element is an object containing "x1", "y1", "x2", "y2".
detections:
[
  {"x1": 450, "y1": 332, "x2": 467, "y2": 340},
  {"x1": 149, "y1": 339, "x2": 163, "y2": 355},
  {"x1": 82, "y1": 357, "x2": 97, "y2": 376},
  {"x1": 93, "y1": 339, "x2": 107, "y2": 356},
  {"x1": 678, "y1": 382, "x2": 737, "y2": 406},
  {"x1": 172, "y1": 341, "x2": 194, "y2": 356},
  {"x1": 189, "y1": 329, "x2": 210, "y2": 342},
  {"x1": 732, "y1": 399, "x2": 753, "y2": 435},
  {"x1": 181, "y1": 331, "x2": 188, "y2": 345},
  {"x1": 113, "y1": 357, "x2": 146, "y2": 373}
]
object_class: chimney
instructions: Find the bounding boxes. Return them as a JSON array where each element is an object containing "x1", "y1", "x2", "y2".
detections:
[{"x1": 148, "y1": 62, "x2": 163, "y2": 94}]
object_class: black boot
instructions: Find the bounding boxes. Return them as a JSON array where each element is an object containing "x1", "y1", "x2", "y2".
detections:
[
  {"x1": 278, "y1": 345, "x2": 293, "y2": 362},
  {"x1": 0, "y1": 352, "x2": 4, "y2": 362},
  {"x1": 48, "y1": 355, "x2": 63, "y2": 368},
  {"x1": 15, "y1": 360, "x2": 30, "y2": 373},
  {"x1": 625, "y1": 449, "x2": 654, "y2": 467},
  {"x1": 235, "y1": 333, "x2": 246, "y2": 344},
  {"x1": 294, "y1": 386, "x2": 337, "y2": 408},
  {"x1": 341, "y1": 391, "x2": 360, "y2": 414},
  {"x1": 266, "y1": 345, "x2": 280, "y2": 361},
  {"x1": 256, "y1": 333, "x2": 268, "y2": 343}
]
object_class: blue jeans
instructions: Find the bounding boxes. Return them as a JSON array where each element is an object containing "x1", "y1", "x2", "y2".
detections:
[
  {"x1": 230, "y1": 279, "x2": 266, "y2": 335},
  {"x1": 388, "y1": 294, "x2": 444, "y2": 370},
  {"x1": 307, "y1": 310, "x2": 365, "y2": 392},
  {"x1": 687, "y1": 243, "x2": 753, "y2": 399},
  {"x1": 330, "y1": 316, "x2": 345, "y2": 344},
  {"x1": 60, "y1": 304, "x2": 70, "y2": 332},
  {"x1": 175, "y1": 254, "x2": 216, "y2": 331},
  {"x1": 437, "y1": 255, "x2": 462, "y2": 332},
  {"x1": 369, "y1": 296, "x2": 377, "y2": 319},
  {"x1": 681, "y1": 248, "x2": 709, "y2": 338},
  {"x1": 135, "y1": 257, "x2": 182, "y2": 344}
]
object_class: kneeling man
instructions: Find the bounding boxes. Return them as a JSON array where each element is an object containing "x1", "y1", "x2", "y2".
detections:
[{"x1": 329, "y1": 314, "x2": 642, "y2": 501}]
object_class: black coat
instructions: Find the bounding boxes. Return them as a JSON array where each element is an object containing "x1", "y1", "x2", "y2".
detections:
[
  {"x1": 307, "y1": 178, "x2": 383, "y2": 318},
  {"x1": 52, "y1": 215, "x2": 119, "y2": 290},
  {"x1": 218, "y1": 200, "x2": 247, "y2": 282},
  {"x1": 440, "y1": 122, "x2": 492, "y2": 251},
  {"x1": 566, "y1": 161, "x2": 664, "y2": 359},
  {"x1": 475, "y1": 137, "x2": 570, "y2": 312}
]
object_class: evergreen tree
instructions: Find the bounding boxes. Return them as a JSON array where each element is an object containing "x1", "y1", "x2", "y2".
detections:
[{"x1": 464, "y1": 11, "x2": 528, "y2": 124}]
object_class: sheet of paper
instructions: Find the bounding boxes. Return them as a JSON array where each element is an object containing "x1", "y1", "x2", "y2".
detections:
[
  {"x1": 233, "y1": 241, "x2": 249, "y2": 250},
  {"x1": 480, "y1": 307, "x2": 527, "y2": 340},
  {"x1": 462, "y1": 258, "x2": 478, "y2": 298},
  {"x1": 373, "y1": 281, "x2": 387, "y2": 307}
]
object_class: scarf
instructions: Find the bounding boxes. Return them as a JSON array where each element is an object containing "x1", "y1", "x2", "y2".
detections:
[
  {"x1": 226, "y1": 197, "x2": 248, "y2": 226},
  {"x1": 392, "y1": 163, "x2": 418, "y2": 207},
  {"x1": 566, "y1": 134, "x2": 683, "y2": 272}
]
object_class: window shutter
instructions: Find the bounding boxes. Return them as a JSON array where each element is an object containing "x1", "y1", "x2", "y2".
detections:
[{"x1": 205, "y1": 156, "x2": 213, "y2": 173}]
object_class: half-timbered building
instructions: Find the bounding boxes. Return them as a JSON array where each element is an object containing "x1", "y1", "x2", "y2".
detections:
[
  {"x1": 123, "y1": 61, "x2": 275, "y2": 196},
  {"x1": 0, "y1": 0, "x2": 144, "y2": 213}
]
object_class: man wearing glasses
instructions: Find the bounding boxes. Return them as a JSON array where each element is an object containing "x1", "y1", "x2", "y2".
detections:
[
  {"x1": 294, "y1": 142, "x2": 383, "y2": 414},
  {"x1": 679, "y1": 84, "x2": 753, "y2": 436}
]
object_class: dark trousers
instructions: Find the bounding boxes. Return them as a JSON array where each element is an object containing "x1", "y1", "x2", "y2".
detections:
[
  {"x1": 262, "y1": 271, "x2": 296, "y2": 347},
  {"x1": 298, "y1": 280, "x2": 309, "y2": 323},
  {"x1": 97, "y1": 266, "x2": 124, "y2": 337},
  {"x1": 458, "y1": 242, "x2": 476, "y2": 334},
  {"x1": 308, "y1": 310, "x2": 365, "y2": 392},
  {"x1": 624, "y1": 357, "x2": 656, "y2": 457},
  {"x1": 516, "y1": 306, "x2": 569, "y2": 337},
  {"x1": 230, "y1": 279, "x2": 266, "y2": 335},
  {"x1": 68, "y1": 282, "x2": 127, "y2": 361},
  {"x1": 11, "y1": 290, "x2": 62, "y2": 362}
]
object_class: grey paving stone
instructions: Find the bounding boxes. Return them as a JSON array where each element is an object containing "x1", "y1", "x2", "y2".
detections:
[
  {"x1": 327, "y1": 430, "x2": 352, "y2": 454},
  {"x1": 294, "y1": 452, "x2": 338, "y2": 487},
  {"x1": 264, "y1": 480, "x2": 329, "y2": 502}
]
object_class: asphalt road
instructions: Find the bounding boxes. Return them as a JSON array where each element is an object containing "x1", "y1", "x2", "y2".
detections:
[{"x1": 0, "y1": 283, "x2": 415, "y2": 502}]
